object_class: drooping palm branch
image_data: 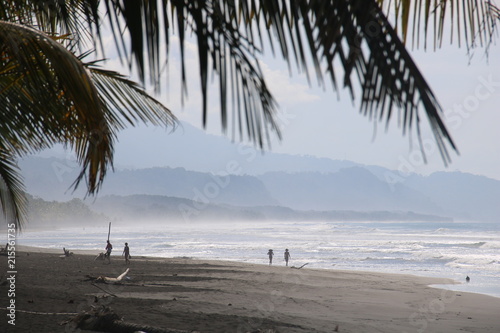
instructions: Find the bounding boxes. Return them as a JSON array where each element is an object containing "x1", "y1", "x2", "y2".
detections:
[
  {"x1": 0, "y1": 150, "x2": 27, "y2": 228},
  {"x1": 379, "y1": 0, "x2": 500, "y2": 52},
  {"x1": 0, "y1": 0, "x2": 100, "y2": 48},
  {"x1": 1, "y1": 21, "x2": 113, "y2": 200},
  {"x1": 0, "y1": 20, "x2": 176, "y2": 229},
  {"x1": 1, "y1": 1, "x2": 499, "y2": 229},
  {"x1": 4, "y1": 0, "x2": 499, "y2": 159},
  {"x1": 92, "y1": 0, "x2": 497, "y2": 157}
]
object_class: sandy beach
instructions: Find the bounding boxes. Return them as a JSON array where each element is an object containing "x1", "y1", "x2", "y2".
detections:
[{"x1": 1, "y1": 246, "x2": 499, "y2": 333}]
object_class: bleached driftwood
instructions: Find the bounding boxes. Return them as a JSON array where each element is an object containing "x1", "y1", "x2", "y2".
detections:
[
  {"x1": 85, "y1": 268, "x2": 129, "y2": 284},
  {"x1": 102, "y1": 268, "x2": 129, "y2": 283}
]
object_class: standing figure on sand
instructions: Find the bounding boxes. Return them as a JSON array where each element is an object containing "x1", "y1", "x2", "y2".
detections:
[
  {"x1": 105, "y1": 240, "x2": 113, "y2": 263},
  {"x1": 267, "y1": 249, "x2": 274, "y2": 265},
  {"x1": 284, "y1": 249, "x2": 291, "y2": 266},
  {"x1": 122, "y1": 242, "x2": 131, "y2": 265}
]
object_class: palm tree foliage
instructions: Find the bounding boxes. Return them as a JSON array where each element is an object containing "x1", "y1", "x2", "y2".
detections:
[
  {"x1": 379, "y1": 0, "x2": 500, "y2": 52},
  {"x1": 1, "y1": 2, "x2": 176, "y2": 229},
  {"x1": 1, "y1": 0, "x2": 499, "y2": 229}
]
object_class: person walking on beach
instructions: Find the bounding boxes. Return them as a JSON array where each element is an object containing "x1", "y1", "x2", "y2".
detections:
[
  {"x1": 284, "y1": 249, "x2": 291, "y2": 266},
  {"x1": 105, "y1": 240, "x2": 113, "y2": 263},
  {"x1": 122, "y1": 242, "x2": 131, "y2": 265},
  {"x1": 267, "y1": 249, "x2": 274, "y2": 265}
]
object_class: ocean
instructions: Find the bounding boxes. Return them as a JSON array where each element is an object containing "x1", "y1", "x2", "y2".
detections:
[{"x1": 17, "y1": 220, "x2": 500, "y2": 298}]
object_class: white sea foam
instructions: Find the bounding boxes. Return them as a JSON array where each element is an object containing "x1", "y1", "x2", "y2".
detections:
[{"x1": 18, "y1": 220, "x2": 500, "y2": 298}]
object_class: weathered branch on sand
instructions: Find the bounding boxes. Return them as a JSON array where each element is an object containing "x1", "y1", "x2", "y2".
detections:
[
  {"x1": 291, "y1": 263, "x2": 309, "y2": 269},
  {"x1": 85, "y1": 268, "x2": 129, "y2": 284},
  {"x1": 65, "y1": 306, "x2": 193, "y2": 333},
  {"x1": 102, "y1": 268, "x2": 129, "y2": 283},
  {"x1": 60, "y1": 247, "x2": 73, "y2": 258}
]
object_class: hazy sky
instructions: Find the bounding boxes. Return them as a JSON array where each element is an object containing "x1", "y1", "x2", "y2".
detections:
[
  {"x1": 32, "y1": 10, "x2": 497, "y2": 182},
  {"x1": 253, "y1": 44, "x2": 500, "y2": 180},
  {"x1": 101, "y1": 28, "x2": 500, "y2": 181}
]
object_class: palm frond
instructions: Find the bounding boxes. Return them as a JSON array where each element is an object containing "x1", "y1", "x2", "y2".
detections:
[
  {"x1": 245, "y1": 0, "x2": 457, "y2": 163},
  {"x1": 3, "y1": 0, "x2": 495, "y2": 229},
  {"x1": 0, "y1": 149, "x2": 27, "y2": 230},
  {"x1": 96, "y1": 0, "x2": 463, "y2": 161},
  {"x1": 1, "y1": 20, "x2": 179, "y2": 228},
  {"x1": 100, "y1": 0, "x2": 282, "y2": 147},
  {"x1": 87, "y1": 64, "x2": 178, "y2": 131},
  {"x1": 4, "y1": 1, "x2": 496, "y2": 163},
  {"x1": 379, "y1": 0, "x2": 500, "y2": 51},
  {"x1": 0, "y1": 21, "x2": 113, "y2": 197},
  {"x1": 0, "y1": 0, "x2": 100, "y2": 50}
]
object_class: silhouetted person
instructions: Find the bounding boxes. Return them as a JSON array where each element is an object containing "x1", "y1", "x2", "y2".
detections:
[
  {"x1": 122, "y1": 242, "x2": 130, "y2": 265},
  {"x1": 466, "y1": 276, "x2": 470, "y2": 283},
  {"x1": 284, "y1": 249, "x2": 291, "y2": 266},
  {"x1": 105, "y1": 240, "x2": 113, "y2": 263},
  {"x1": 267, "y1": 249, "x2": 274, "y2": 265}
]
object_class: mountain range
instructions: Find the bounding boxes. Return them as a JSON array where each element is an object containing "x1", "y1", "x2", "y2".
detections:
[{"x1": 18, "y1": 122, "x2": 500, "y2": 223}]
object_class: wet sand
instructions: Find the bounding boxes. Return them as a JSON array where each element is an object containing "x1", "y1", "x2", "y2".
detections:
[{"x1": 1, "y1": 246, "x2": 499, "y2": 332}]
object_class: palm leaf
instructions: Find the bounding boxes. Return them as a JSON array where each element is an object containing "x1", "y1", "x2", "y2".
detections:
[
  {"x1": 0, "y1": 21, "x2": 113, "y2": 193},
  {"x1": 0, "y1": 0, "x2": 100, "y2": 49},
  {"x1": 0, "y1": 149, "x2": 27, "y2": 230},
  {"x1": 86, "y1": 63, "x2": 178, "y2": 131},
  {"x1": 2, "y1": 1, "x2": 498, "y2": 229},
  {"x1": 4, "y1": 1, "x2": 498, "y2": 159},
  {"x1": 243, "y1": 0, "x2": 456, "y2": 162},
  {"x1": 379, "y1": 0, "x2": 500, "y2": 51},
  {"x1": 0, "y1": 21, "x2": 114, "y2": 228},
  {"x1": 98, "y1": 0, "x2": 282, "y2": 147},
  {"x1": 95, "y1": 0, "x2": 464, "y2": 161},
  {"x1": 1, "y1": 21, "x2": 179, "y2": 228}
]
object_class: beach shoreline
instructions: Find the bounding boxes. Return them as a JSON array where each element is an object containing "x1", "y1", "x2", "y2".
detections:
[{"x1": 1, "y1": 246, "x2": 500, "y2": 332}]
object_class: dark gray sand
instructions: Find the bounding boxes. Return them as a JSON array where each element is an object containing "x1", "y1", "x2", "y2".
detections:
[{"x1": 1, "y1": 248, "x2": 499, "y2": 332}]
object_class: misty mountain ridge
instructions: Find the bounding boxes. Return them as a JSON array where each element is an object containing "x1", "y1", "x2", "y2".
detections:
[
  {"x1": 18, "y1": 121, "x2": 500, "y2": 222},
  {"x1": 19, "y1": 153, "x2": 500, "y2": 222}
]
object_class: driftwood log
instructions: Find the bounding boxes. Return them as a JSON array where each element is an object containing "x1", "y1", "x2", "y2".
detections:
[
  {"x1": 66, "y1": 306, "x2": 192, "y2": 333},
  {"x1": 85, "y1": 268, "x2": 130, "y2": 284},
  {"x1": 60, "y1": 247, "x2": 73, "y2": 258}
]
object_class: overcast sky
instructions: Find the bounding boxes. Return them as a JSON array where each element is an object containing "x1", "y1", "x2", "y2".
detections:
[
  {"x1": 34, "y1": 10, "x2": 499, "y2": 181},
  {"x1": 102, "y1": 30, "x2": 500, "y2": 181},
  {"x1": 256, "y1": 44, "x2": 500, "y2": 180}
]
